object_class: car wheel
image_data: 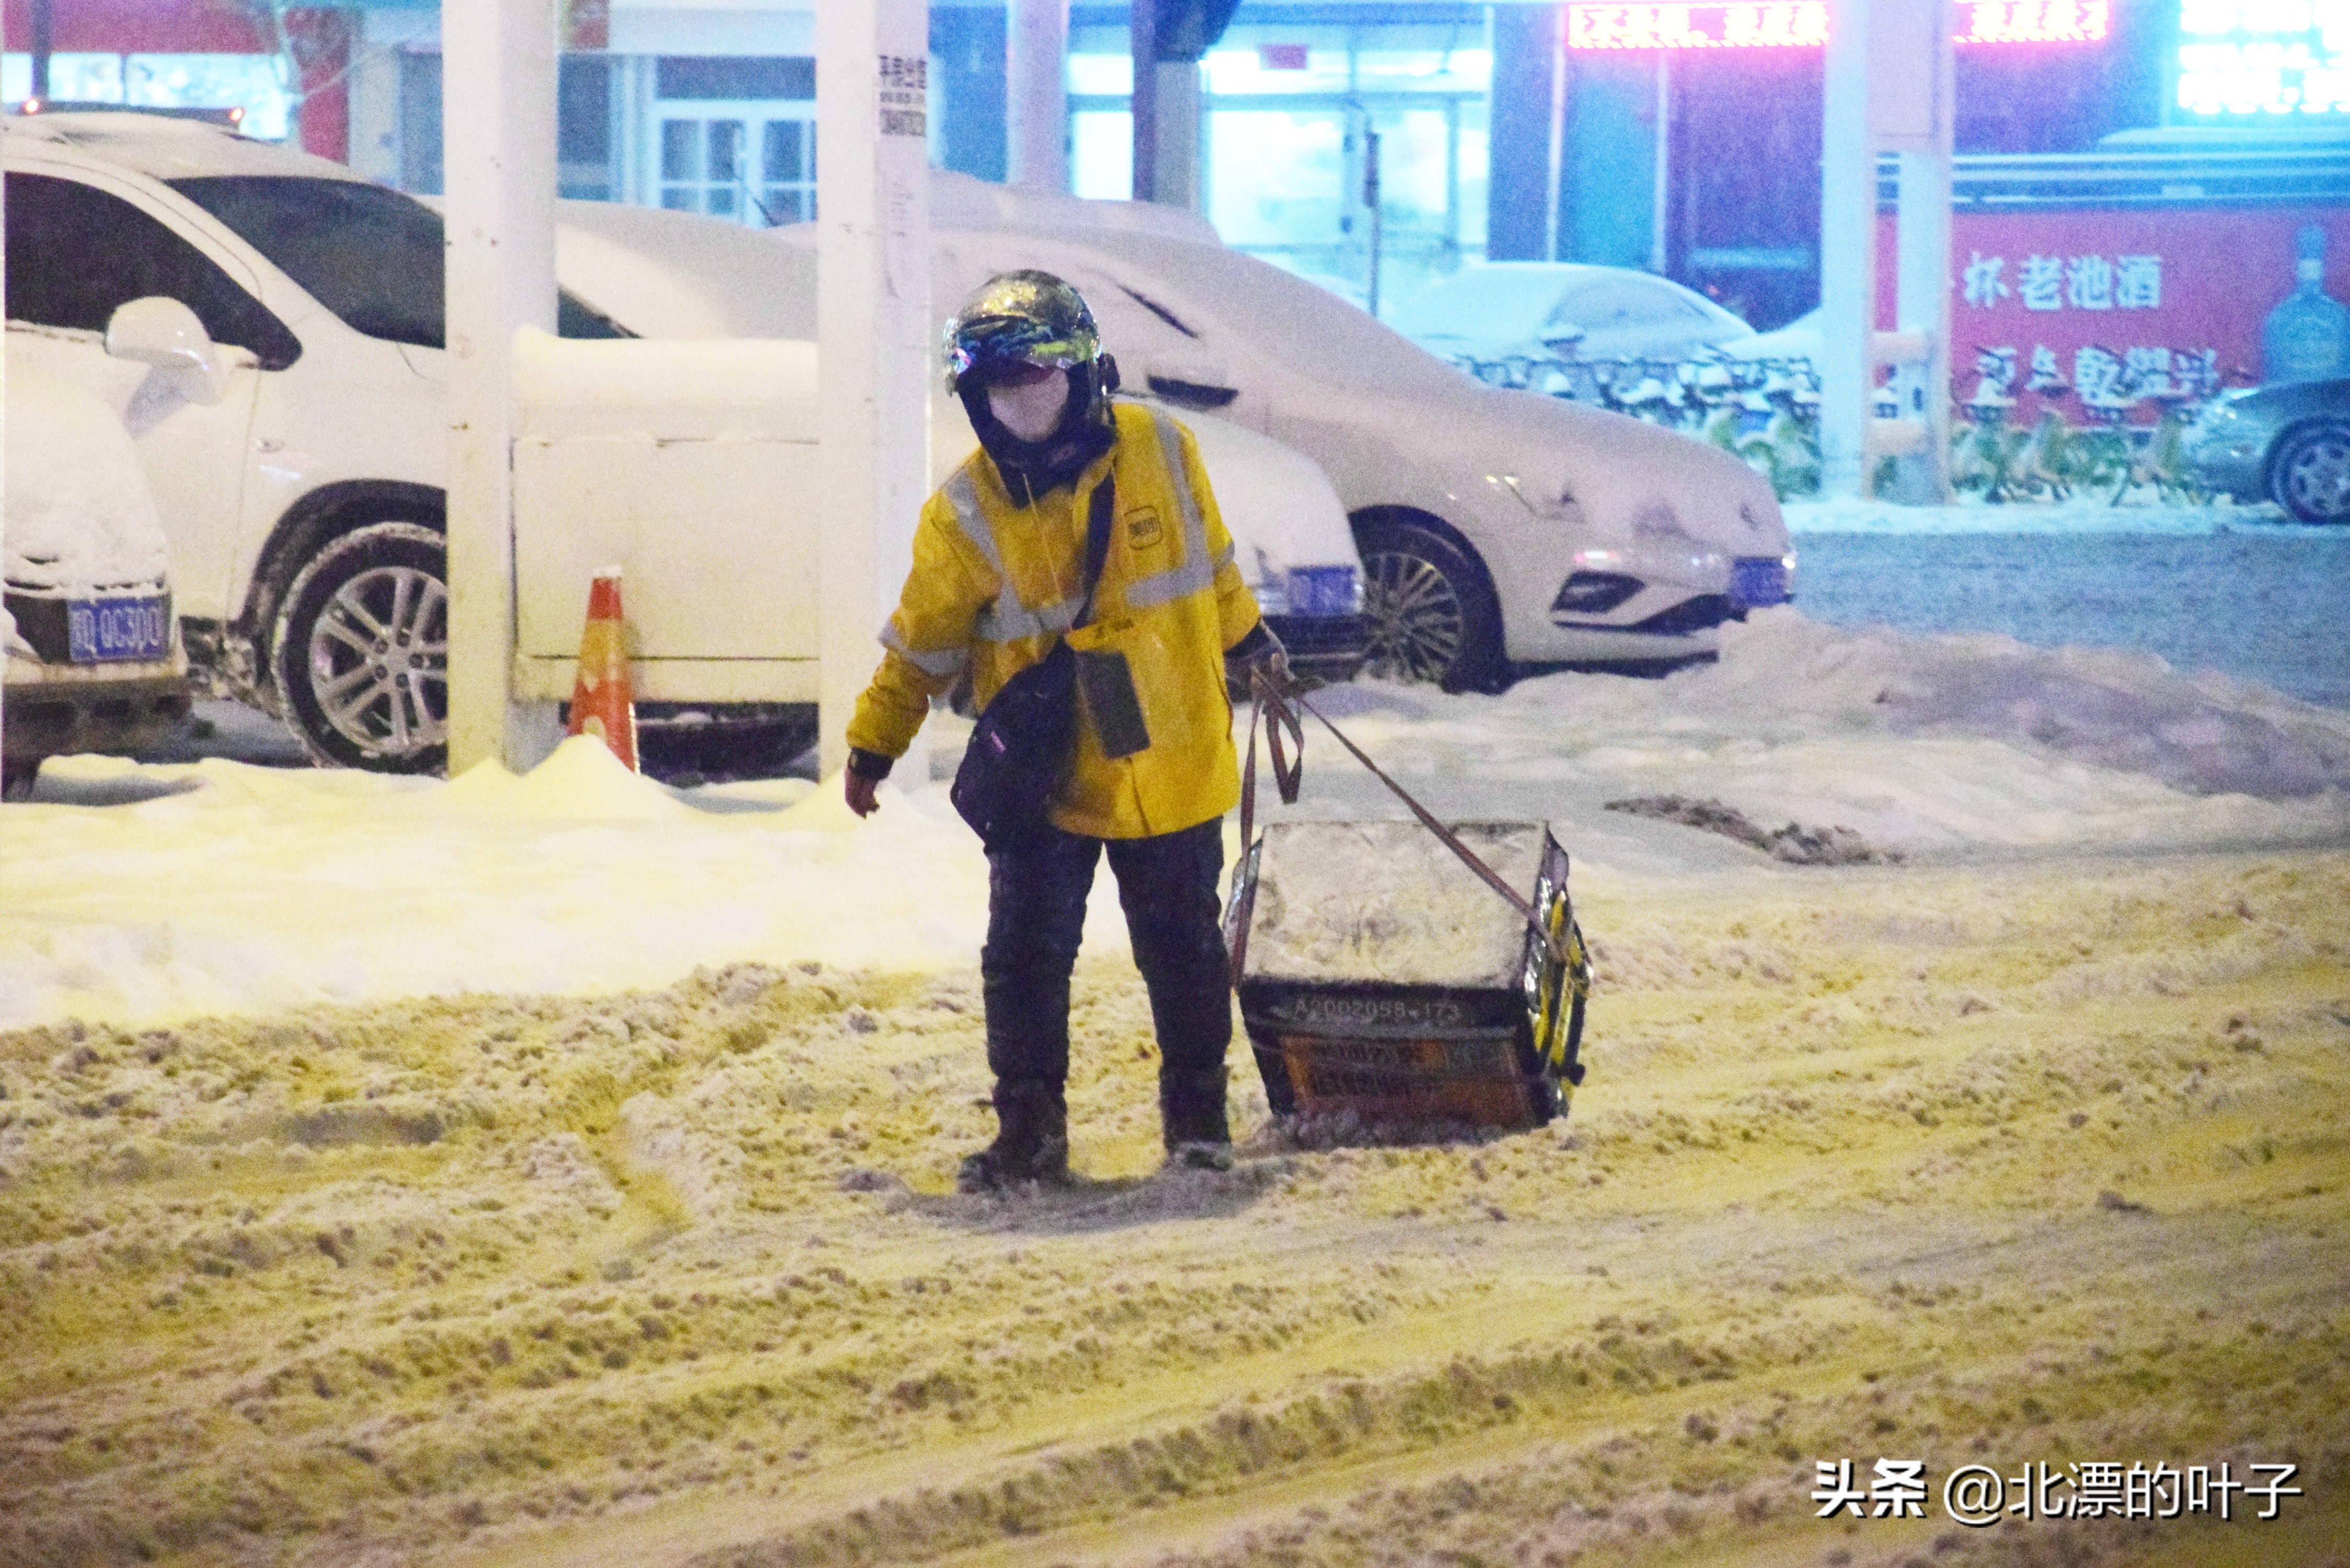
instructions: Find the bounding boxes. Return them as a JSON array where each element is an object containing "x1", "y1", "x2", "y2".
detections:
[
  {"x1": 1354, "y1": 517, "x2": 1505, "y2": 691},
  {"x1": 272, "y1": 522, "x2": 448, "y2": 773},
  {"x1": 2270, "y1": 422, "x2": 2350, "y2": 524}
]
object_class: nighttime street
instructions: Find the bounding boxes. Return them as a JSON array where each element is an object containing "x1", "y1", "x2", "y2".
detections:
[{"x1": 5, "y1": 3, "x2": 2349, "y2": 1567}]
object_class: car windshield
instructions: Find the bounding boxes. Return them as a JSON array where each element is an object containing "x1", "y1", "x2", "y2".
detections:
[
  {"x1": 1081, "y1": 232, "x2": 1470, "y2": 396},
  {"x1": 167, "y1": 176, "x2": 629, "y2": 347}
]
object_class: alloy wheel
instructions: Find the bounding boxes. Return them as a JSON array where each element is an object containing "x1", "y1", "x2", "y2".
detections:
[
  {"x1": 2281, "y1": 429, "x2": 2350, "y2": 523},
  {"x1": 1361, "y1": 549, "x2": 1465, "y2": 683},
  {"x1": 305, "y1": 562, "x2": 447, "y2": 759}
]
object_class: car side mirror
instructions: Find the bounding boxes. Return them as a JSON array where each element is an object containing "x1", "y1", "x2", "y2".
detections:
[
  {"x1": 1144, "y1": 355, "x2": 1239, "y2": 410},
  {"x1": 106, "y1": 296, "x2": 228, "y2": 405}
]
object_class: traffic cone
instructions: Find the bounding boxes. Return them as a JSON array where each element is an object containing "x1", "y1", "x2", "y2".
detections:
[{"x1": 568, "y1": 568, "x2": 638, "y2": 771}]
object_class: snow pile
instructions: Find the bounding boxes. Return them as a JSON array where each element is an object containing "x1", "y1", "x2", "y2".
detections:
[
  {"x1": 0, "y1": 736, "x2": 1134, "y2": 1030},
  {"x1": 7, "y1": 616, "x2": 2350, "y2": 1031},
  {"x1": 1293, "y1": 608, "x2": 2350, "y2": 861},
  {"x1": 3, "y1": 360, "x2": 169, "y2": 592},
  {"x1": 1719, "y1": 610, "x2": 2350, "y2": 800}
]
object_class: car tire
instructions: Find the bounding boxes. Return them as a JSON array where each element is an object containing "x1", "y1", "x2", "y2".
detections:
[
  {"x1": 1354, "y1": 517, "x2": 1506, "y2": 692},
  {"x1": 2270, "y1": 422, "x2": 2350, "y2": 525},
  {"x1": 272, "y1": 522, "x2": 448, "y2": 773}
]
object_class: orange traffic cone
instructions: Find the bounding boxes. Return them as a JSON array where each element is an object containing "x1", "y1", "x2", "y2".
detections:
[{"x1": 568, "y1": 569, "x2": 639, "y2": 770}]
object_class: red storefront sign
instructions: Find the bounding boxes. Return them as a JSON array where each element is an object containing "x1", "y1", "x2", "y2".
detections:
[{"x1": 1867, "y1": 205, "x2": 2350, "y2": 420}]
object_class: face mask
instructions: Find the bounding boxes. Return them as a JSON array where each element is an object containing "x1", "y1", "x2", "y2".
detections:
[{"x1": 987, "y1": 373, "x2": 1069, "y2": 444}]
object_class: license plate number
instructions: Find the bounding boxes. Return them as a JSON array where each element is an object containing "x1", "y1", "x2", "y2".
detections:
[
  {"x1": 68, "y1": 595, "x2": 171, "y2": 664},
  {"x1": 1730, "y1": 556, "x2": 1791, "y2": 609}
]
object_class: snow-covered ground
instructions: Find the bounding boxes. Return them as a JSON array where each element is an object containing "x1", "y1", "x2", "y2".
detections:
[{"x1": 6, "y1": 607, "x2": 2346, "y2": 1031}]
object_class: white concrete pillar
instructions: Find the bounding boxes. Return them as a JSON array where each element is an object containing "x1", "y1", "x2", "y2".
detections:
[
  {"x1": 1891, "y1": 2, "x2": 1956, "y2": 505},
  {"x1": 1153, "y1": 60, "x2": 1202, "y2": 210},
  {"x1": 1821, "y1": 0, "x2": 1952, "y2": 502},
  {"x1": 1892, "y1": 147, "x2": 1954, "y2": 503},
  {"x1": 1008, "y1": 0, "x2": 1070, "y2": 190},
  {"x1": 1131, "y1": 0, "x2": 1159, "y2": 201},
  {"x1": 443, "y1": 0, "x2": 559, "y2": 773},
  {"x1": 816, "y1": 0, "x2": 932, "y2": 782},
  {"x1": 1817, "y1": 0, "x2": 1875, "y2": 501}
]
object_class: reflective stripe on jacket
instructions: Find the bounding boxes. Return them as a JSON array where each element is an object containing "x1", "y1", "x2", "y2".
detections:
[{"x1": 847, "y1": 401, "x2": 1263, "y2": 839}]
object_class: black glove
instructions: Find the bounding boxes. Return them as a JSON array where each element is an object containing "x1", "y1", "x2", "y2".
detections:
[{"x1": 1225, "y1": 622, "x2": 1298, "y2": 698}]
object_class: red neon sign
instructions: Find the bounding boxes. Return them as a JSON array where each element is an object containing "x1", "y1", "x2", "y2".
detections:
[{"x1": 1565, "y1": 2, "x2": 2111, "y2": 51}]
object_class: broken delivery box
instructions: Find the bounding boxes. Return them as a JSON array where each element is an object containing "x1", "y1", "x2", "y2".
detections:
[{"x1": 1225, "y1": 819, "x2": 1592, "y2": 1130}]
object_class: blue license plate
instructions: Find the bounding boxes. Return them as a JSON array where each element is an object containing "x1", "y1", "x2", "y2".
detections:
[
  {"x1": 68, "y1": 594, "x2": 171, "y2": 664},
  {"x1": 1730, "y1": 556, "x2": 1791, "y2": 609},
  {"x1": 1286, "y1": 565, "x2": 1361, "y2": 616}
]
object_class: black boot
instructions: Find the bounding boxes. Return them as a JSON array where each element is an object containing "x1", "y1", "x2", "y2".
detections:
[
  {"x1": 1159, "y1": 1065, "x2": 1233, "y2": 1171},
  {"x1": 958, "y1": 1079, "x2": 1072, "y2": 1192}
]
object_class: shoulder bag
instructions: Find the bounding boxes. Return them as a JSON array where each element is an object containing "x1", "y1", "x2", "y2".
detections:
[{"x1": 949, "y1": 474, "x2": 1115, "y2": 848}]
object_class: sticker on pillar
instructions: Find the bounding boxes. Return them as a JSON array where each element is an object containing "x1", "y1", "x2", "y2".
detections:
[
  {"x1": 878, "y1": 54, "x2": 928, "y2": 137},
  {"x1": 562, "y1": 0, "x2": 609, "y2": 50}
]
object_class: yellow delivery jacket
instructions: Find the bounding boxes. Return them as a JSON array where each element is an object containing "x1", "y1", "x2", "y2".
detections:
[{"x1": 847, "y1": 402, "x2": 1263, "y2": 839}]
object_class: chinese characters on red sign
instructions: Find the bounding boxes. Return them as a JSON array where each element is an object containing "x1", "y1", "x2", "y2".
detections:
[{"x1": 1887, "y1": 209, "x2": 2350, "y2": 420}]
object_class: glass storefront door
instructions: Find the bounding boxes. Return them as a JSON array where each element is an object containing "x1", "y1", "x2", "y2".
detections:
[
  {"x1": 1070, "y1": 37, "x2": 1490, "y2": 316},
  {"x1": 1205, "y1": 98, "x2": 1485, "y2": 315},
  {"x1": 655, "y1": 101, "x2": 815, "y2": 226}
]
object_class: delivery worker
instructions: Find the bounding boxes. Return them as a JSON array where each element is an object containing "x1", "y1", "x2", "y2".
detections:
[{"x1": 842, "y1": 271, "x2": 1289, "y2": 1191}]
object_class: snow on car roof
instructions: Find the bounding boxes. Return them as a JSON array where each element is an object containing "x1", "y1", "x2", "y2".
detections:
[
  {"x1": 6, "y1": 110, "x2": 370, "y2": 183},
  {"x1": 927, "y1": 168, "x2": 1221, "y2": 245},
  {"x1": 549, "y1": 199, "x2": 810, "y2": 340},
  {"x1": 1387, "y1": 262, "x2": 1628, "y2": 342}
]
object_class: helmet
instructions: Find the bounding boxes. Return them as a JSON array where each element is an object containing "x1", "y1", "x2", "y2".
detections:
[
  {"x1": 942, "y1": 270, "x2": 1103, "y2": 394},
  {"x1": 943, "y1": 271, "x2": 1122, "y2": 493}
]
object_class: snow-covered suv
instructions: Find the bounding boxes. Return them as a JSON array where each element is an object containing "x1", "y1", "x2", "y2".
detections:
[
  {"x1": 4, "y1": 112, "x2": 1364, "y2": 774},
  {"x1": 4, "y1": 112, "x2": 570, "y2": 772}
]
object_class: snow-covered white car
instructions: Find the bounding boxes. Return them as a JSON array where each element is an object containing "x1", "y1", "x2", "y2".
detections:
[
  {"x1": 1389, "y1": 261, "x2": 1758, "y2": 370},
  {"x1": 3, "y1": 359, "x2": 190, "y2": 796},
  {"x1": 774, "y1": 174, "x2": 1795, "y2": 690},
  {"x1": 2, "y1": 112, "x2": 1363, "y2": 773}
]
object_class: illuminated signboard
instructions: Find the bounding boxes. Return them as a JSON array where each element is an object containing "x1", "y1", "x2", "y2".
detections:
[
  {"x1": 2174, "y1": 1, "x2": 2350, "y2": 119},
  {"x1": 1564, "y1": 2, "x2": 2112, "y2": 50}
]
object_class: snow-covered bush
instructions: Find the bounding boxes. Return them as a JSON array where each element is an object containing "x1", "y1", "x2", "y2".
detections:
[{"x1": 1449, "y1": 349, "x2": 2221, "y2": 505}]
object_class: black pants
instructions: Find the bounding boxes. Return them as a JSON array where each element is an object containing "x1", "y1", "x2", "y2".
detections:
[{"x1": 981, "y1": 817, "x2": 1230, "y2": 1089}]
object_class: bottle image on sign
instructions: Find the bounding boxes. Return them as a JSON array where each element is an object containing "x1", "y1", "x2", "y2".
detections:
[{"x1": 2262, "y1": 224, "x2": 2350, "y2": 386}]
